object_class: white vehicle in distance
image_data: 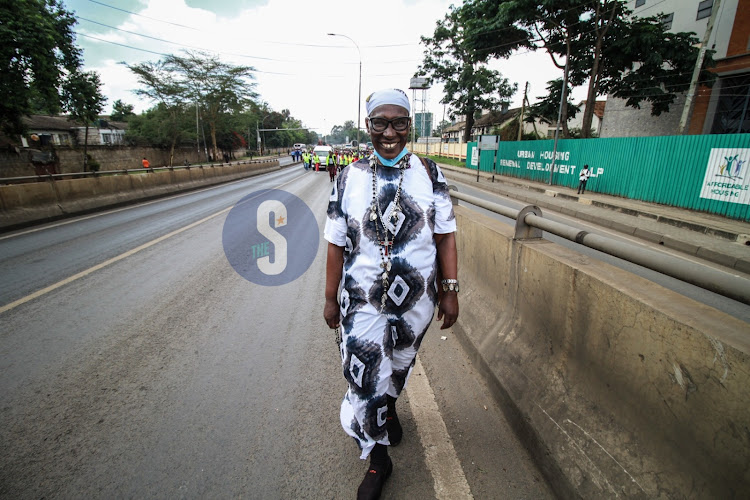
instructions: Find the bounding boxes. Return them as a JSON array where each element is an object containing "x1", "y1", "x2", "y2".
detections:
[
  {"x1": 312, "y1": 145, "x2": 332, "y2": 171},
  {"x1": 293, "y1": 143, "x2": 305, "y2": 151}
]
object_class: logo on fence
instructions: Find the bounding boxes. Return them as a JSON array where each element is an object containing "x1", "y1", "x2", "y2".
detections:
[
  {"x1": 700, "y1": 148, "x2": 750, "y2": 205},
  {"x1": 222, "y1": 189, "x2": 319, "y2": 285}
]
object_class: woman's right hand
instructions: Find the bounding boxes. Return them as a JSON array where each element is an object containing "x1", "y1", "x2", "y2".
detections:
[{"x1": 324, "y1": 297, "x2": 340, "y2": 329}]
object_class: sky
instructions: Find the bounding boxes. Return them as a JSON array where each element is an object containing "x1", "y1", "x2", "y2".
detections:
[{"x1": 65, "y1": 0, "x2": 589, "y2": 136}]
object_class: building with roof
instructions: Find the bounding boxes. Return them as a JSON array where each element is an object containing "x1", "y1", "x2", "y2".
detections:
[
  {"x1": 17, "y1": 115, "x2": 128, "y2": 148},
  {"x1": 599, "y1": 0, "x2": 749, "y2": 137}
]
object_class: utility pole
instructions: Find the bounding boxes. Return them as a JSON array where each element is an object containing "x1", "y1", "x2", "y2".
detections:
[
  {"x1": 549, "y1": 60, "x2": 569, "y2": 185},
  {"x1": 679, "y1": 0, "x2": 721, "y2": 135},
  {"x1": 518, "y1": 81, "x2": 529, "y2": 141}
]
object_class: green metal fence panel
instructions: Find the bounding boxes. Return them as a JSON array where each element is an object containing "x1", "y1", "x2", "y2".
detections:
[{"x1": 464, "y1": 134, "x2": 750, "y2": 221}]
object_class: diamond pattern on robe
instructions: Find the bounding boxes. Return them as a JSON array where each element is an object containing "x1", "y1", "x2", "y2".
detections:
[
  {"x1": 363, "y1": 394, "x2": 388, "y2": 440},
  {"x1": 426, "y1": 203, "x2": 436, "y2": 233},
  {"x1": 344, "y1": 218, "x2": 361, "y2": 271},
  {"x1": 327, "y1": 167, "x2": 349, "y2": 220},
  {"x1": 341, "y1": 275, "x2": 367, "y2": 335},
  {"x1": 343, "y1": 336, "x2": 381, "y2": 398},
  {"x1": 349, "y1": 417, "x2": 367, "y2": 450},
  {"x1": 426, "y1": 260, "x2": 438, "y2": 306},
  {"x1": 368, "y1": 257, "x2": 425, "y2": 315},
  {"x1": 351, "y1": 158, "x2": 370, "y2": 173},
  {"x1": 413, "y1": 321, "x2": 431, "y2": 351},
  {"x1": 387, "y1": 275, "x2": 409, "y2": 306},
  {"x1": 362, "y1": 186, "x2": 425, "y2": 254},
  {"x1": 383, "y1": 317, "x2": 416, "y2": 358},
  {"x1": 392, "y1": 358, "x2": 416, "y2": 396}
]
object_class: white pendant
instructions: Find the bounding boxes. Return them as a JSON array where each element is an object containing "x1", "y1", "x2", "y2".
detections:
[{"x1": 370, "y1": 211, "x2": 377, "y2": 221}]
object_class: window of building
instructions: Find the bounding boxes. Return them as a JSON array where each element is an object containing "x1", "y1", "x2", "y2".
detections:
[
  {"x1": 635, "y1": 0, "x2": 645, "y2": 7},
  {"x1": 710, "y1": 72, "x2": 750, "y2": 135},
  {"x1": 661, "y1": 12, "x2": 674, "y2": 30},
  {"x1": 697, "y1": 0, "x2": 713, "y2": 20}
]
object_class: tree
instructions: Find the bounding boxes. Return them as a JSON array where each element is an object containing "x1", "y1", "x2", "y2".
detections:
[
  {"x1": 0, "y1": 0, "x2": 82, "y2": 136},
  {"x1": 110, "y1": 99, "x2": 135, "y2": 122},
  {"x1": 126, "y1": 103, "x2": 195, "y2": 153},
  {"x1": 417, "y1": 5, "x2": 517, "y2": 143},
  {"x1": 459, "y1": 0, "x2": 715, "y2": 138},
  {"x1": 525, "y1": 79, "x2": 581, "y2": 138},
  {"x1": 166, "y1": 51, "x2": 258, "y2": 161},
  {"x1": 62, "y1": 71, "x2": 106, "y2": 171},
  {"x1": 434, "y1": 119, "x2": 452, "y2": 137},
  {"x1": 125, "y1": 59, "x2": 188, "y2": 165}
]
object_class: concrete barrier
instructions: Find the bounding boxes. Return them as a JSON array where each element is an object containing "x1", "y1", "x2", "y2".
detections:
[
  {"x1": 452, "y1": 205, "x2": 750, "y2": 499},
  {"x1": 0, "y1": 161, "x2": 281, "y2": 230}
]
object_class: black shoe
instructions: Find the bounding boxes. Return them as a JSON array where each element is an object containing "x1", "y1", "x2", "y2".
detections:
[
  {"x1": 387, "y1": 414, "x2": 402, "y2": 446},
  {"x1": 386, "y1": 396, "x2": 402, "y2": 446},
  {"x1": 357, "y1": 457, "x2": 392, "y2": 500}
]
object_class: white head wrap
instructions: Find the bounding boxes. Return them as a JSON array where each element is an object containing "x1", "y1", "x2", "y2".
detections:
[{"x1": 365, "y1": 89, "x2": 410, "y2": 116}]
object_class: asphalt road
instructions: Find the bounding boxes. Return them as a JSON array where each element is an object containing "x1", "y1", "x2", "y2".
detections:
[{"x1": 0, "y1": 165, "x2": 554, "y2": 499}]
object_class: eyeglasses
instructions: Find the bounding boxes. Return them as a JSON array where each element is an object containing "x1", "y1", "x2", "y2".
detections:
[{"x1": 368, "y1": 116, "x2": 411, "y2": 132}]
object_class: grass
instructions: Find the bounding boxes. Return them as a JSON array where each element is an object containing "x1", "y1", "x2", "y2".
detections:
[{"x1": 424, "y1": 155, "x2": 467, "y2": 168}]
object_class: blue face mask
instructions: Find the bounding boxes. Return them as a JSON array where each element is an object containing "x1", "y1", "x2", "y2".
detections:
[{"x1": 374, "y1": 147, "x2": 409, "y2": 167}]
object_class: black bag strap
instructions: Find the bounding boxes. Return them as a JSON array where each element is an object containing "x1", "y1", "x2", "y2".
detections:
[{"x1": 418, "y1": 155, "x2": 434, "y2": 185}]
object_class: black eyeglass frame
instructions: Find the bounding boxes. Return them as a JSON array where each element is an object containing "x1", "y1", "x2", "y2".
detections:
[{"x1": 367, "y1": 116, "x2": 411, "y2": 132}]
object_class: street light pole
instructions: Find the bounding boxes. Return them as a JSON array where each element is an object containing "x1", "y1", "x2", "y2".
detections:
[{"x1": 328, "y1": 33, "x2": 361, "y2": 149}]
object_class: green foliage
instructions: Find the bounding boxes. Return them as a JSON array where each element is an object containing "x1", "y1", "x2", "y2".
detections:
[
  {"x1": 434, "y1": 119, "x2": 452, "y2": 137},
  {"x1": 458, "y1": 0, "x2": 714, "y2": 138},
  {"x1": 110, "y1": 99, "x2": 135, "y2": 122},
  {"x1": 327, "y1": 120, "x2": 370, "y2": 145},
  {"x1": 62, "y1": 70, "x2": 106, "y2": 171},
  {"x1": 0, "y1": 0, "x2": 82, "y2": 135},
  {"x1": 86, "y1": 154, "x2": 100, "y2": 172},
  {"x1": 417, "y1": 4, "x2": 517, "y2": 143},
  {"x1": 126, "y1": 103, "x2": 195, "y2": 149},
  {"x1": 165, "y1": 51, "x2": 258, "y2": 159},
  {"x1": 62, "y1": 71, "x2": 107, "y2": 128}
]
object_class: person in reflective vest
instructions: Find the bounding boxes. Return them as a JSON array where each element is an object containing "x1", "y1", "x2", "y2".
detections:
[{"x1": 327, "y1": 151, "x2": 337, "y2": 182}]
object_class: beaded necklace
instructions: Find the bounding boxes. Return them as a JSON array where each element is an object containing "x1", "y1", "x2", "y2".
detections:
[{"x1": 368, "y1": 153, "x2": 410, "y2": 309}]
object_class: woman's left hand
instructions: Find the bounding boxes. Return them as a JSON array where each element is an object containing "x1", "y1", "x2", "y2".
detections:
[{"x1": 437, "y1": 292, "x2": 459, "y2": 330}]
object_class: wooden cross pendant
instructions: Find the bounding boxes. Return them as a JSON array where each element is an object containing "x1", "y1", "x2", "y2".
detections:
[{"x1": 379, "y1": 240, "x2": 392, "y2": 256}]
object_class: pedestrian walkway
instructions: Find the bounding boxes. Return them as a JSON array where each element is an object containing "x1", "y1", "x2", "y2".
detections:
[{"x1": 438, "y1": 163, "x2": 750, "y2": 275}]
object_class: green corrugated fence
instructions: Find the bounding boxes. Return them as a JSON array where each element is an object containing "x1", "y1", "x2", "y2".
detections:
[{"x1": 465, "y1": 134, "x2": 750, "y2": 221}]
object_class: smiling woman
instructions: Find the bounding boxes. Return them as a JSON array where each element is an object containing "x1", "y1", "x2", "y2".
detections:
[{"x1": 324, "y1": 88, "x2": 459, "y2": 499}]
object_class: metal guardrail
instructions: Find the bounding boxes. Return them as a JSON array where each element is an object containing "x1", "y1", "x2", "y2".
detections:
[
  {"x1": 0, "y1": 159, "x2": 278, "y2": 185},
  {"x1": 450, "y1": 189, "x2": 750, "y2": 306}
]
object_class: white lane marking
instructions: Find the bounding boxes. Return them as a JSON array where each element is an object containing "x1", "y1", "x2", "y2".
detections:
[
  {"x1": 0, "y1": 165, "x2": 299, "y2": 241},
  {"x1": 407, "y1": 356, "x2": 474, "y2": 499},
  {"x1": 0, "y1": 173, "x2": 304, "y2": 315}
]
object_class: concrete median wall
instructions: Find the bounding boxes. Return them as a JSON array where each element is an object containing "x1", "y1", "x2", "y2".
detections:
[
  {"x1": 0, "y1": 161, "x2": 281, "y2": 230},
  {"x1": 452, "y1": 205, "x2": 750, "y2": 499}
]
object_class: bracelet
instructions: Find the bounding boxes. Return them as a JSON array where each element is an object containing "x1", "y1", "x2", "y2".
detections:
[{"x1": 441, "y1": 278, "x2": 459, "y2": 293}]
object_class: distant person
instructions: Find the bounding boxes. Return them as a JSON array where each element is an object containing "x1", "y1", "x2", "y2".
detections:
[
  {"x1": 184, "y1": 159, "x2": 190, "y2": 167},
  {"x1": 327, "y1": 150, "x2": 337, "y2": 182},
  {"x1": 142, "y1": 157, "x2": 150, "y2": 169},
  {"x1": 577, "y1": 164, "x2": 591, "y2": 194}
]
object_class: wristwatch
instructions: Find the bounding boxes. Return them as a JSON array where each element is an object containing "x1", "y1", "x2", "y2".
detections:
[{"x1": 441, "y1": 279, "x2": 459, "y2": 293}]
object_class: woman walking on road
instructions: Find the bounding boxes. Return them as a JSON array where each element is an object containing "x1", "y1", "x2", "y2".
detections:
[{"x1": 324, "y1": 88, "x2": 459, "y2": 499}]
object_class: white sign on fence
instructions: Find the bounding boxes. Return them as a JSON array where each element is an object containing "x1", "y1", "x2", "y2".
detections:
[
  {"x1": 470, "y1": 146, "x2": 479, "y2": 167},
  {"x1": 699, "y1": 148, "x2": 750, "y2": 205},
  {"x1": 478, "y1": 135, "x2": 498, "y2": 150}
]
